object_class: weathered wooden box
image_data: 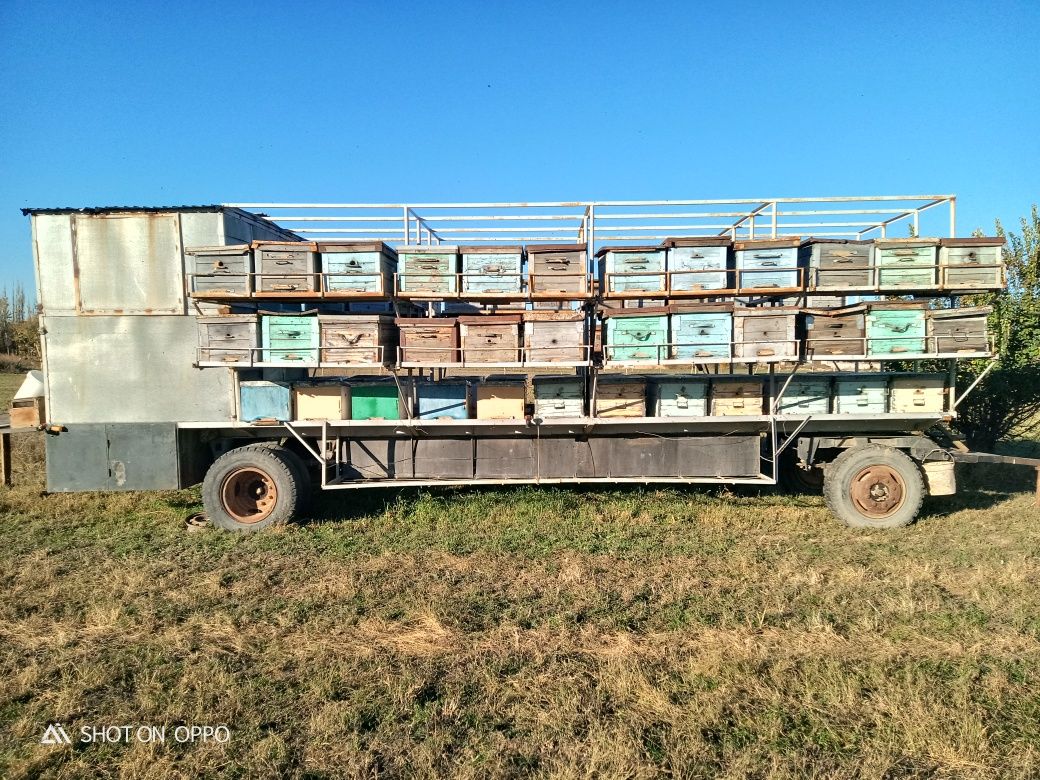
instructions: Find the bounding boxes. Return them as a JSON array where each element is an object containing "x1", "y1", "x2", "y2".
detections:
[
  {"x1": 318, "y1": 314, "x2": 396, "y2": 365},
  {"x1": 594, "y1": 377, "x2": 647, "y2": 417},
  {"x1": 651, "y1": 377, "x2": 709, "y2": 417},
  {"x1": 711, "y1": 380, "x2": 764, "y2": 416},
  {"x1": 928, "y1": 306, "x2": 991, "y2": 354},
  {"x1": 598, "y1": 245, "x2": 667, "y2": 294},
  {"x1": 734, "y1": 238, "x2": 801, "y2": 289},
  {"x1": 460, "y1": 245, "x2": 523, "y2": 294},
  {"x1": 804, "y1": 307, "x2": 866, "y2": 358},
  {"x1": 187, "y1": 244, "x2": 252, "y2": 297},
  {"x1": 416, "y1": 380, "x2": 470, "y2": 420},
  {"x1": 733, "y1": 308, "x2": 799, "y2": 360},
  {"x1": 773, "y1": 376, "x2": 832, "y2": 415},
  {"x1": 261, "y1": 314, "x2": 319, "y2": 363},
  {"x1": 523, "y1": 311, "x2": 587, "y2": 363},
  {"x1": 319, "y1": 241, "x2": 396, "y2": 296},
  {"x1": 294, "y1": 383, "x2": 349, "y2": 421},
  {"x1": 663, "y1": 237, "x2": 731, "y2": 291},
  {"x1": 9, "y1": 397, "x2": 45, "y2": 429},
  {"x1": 670, "y1": 304, "x2": 732, "y2": 360},
  {"x1": 475, "y1": 378, "x2": 526, "y2": 419},
  {"x1": 939, "y1": 237, "x2": 1004, "y2": 289},
  {"x1": 889, "y1": 375, "x2": 946, "y2": 414},
  {"x1": 533, "y1": 376, "x2": 585, "y2": 419},
  {"x1": 240, "y1": 381, "x2": 292, "y2": 422},
  {"x1": 397, "y1": 245, "x2": 459, "y2": 295},
  {"x1": 866, "y1": 303, "x2": 927, "y2": 356},
  {"x1": 459, "y1": 314, "x2": 522, "y2": 364},
  {"x1": 875, "y1": 238, "x2": 938, "y2": 288},
  {"x1": 197, "y1": 315, "x2": 258, "y2": 365},
  {"x1": 603, "y1": 310, "x2": 669, "y2": 363},
  {"x1": 834, "y1": 377, "x2": 888, "y2": 414},
  {"x1": 396, "y1": 317, "x2": 459, "y2": 364},
  {"x1": 526, "y1": 243, "x2": 589, "y2": 296},
  {"x1": 254, "y1": 241, "x2": 320, "y2": 294},
  {"x1": 801, "y1": 239, "x2": 874, "y2": 289}
]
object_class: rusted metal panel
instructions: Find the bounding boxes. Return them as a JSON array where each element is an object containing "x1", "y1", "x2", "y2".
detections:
[{"x1": 42, "y1": 314, "x2": 235, "y2": 423}]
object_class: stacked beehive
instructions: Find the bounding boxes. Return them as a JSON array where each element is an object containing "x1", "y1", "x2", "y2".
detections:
[{"x1": 187, "y1": 232, "x2": 1001, "y2": 423}]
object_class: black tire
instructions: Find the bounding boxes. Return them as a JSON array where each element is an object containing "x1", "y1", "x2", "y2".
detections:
[
  {"x1": 252, "y1": 441, "x2": 313, "y2": 507},
  {"x1": 823, "y1": 445, "x2": 925, "y2": 529},
  {"x1": 202, "y1": 444, "x2": 302, "y2": 532},
  {"x1": 778, "y1": 449, "x2": 825, "y2": 494}
]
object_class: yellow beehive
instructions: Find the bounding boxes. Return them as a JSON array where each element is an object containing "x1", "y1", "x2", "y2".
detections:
[
  {"x1": 889, "y1": 376, "x2": 945, "y2": 414},
  {"x1": 293, "y1": 383, "x2": 349, "y2": 421},
  {"x1": 475, "y1": 381, "x2": 526, "y2": 419},
  {"x1": 594, "y1": 379, "x2": 646, "y2": 417}
]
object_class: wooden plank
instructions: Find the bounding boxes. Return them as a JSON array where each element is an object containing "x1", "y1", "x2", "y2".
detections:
[{"x1": 0, "y1": 432, "x2": 10, "y2": 487}]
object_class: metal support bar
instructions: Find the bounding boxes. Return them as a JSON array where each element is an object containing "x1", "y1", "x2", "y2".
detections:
[
  {"x1": 283, "y1": 421, "x2": 325, "y2": 465},
  {"x1": 774, "y1": 417, "x2": 813, "y2": 460},
  {"x1": 952, "y1": 355, "x2": 999, "y2": 410},
  {"x1": 0, "y1": 432, "x2": 10, "y2": 487}
]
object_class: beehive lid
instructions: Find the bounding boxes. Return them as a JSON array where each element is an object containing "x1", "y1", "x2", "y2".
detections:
[
  {"x1": 317, "y1": 241, "x2": 395, "y2": 254},
  {"x1": 599, "y1": 306, "x2": 670, "y2": 319},
  {"x1": 458, "y1": 314, "x2": 523, "y2": 324},
  {"x1": 929, "y1": 306, "x2": 993, "y2": 319},
  {"x1": 594, "y1": 245, "x2": 662, "y2": 258},
  {"x1": 939, "y1": 236, "x2": 1005, "y2": 247},
  {"x1": 661, "y1": 236, "x2": 733, "y2": 248},
  {"x1": 733, "y1": 238, "x2": 801, "y2": 250},
  {"x1": 251, "y1": 240, "x2": 317, "y2": 250},
  {"x1": 800, "y1": 238, "x2": 874, "y2": 246},
  {"x1": 522, "y1": 310, "x2": 586, "y2": 321},
  {"x1": 395, "y1": 317, "x2": 457, "y2": 326},
  {"x1": 458, "y1": 245, "x2": 524, "y2": 254},
  {"x1": 526, "y1": 243, "x2": 587, "y2": 254},
  {"x1": 185, "y1": 244, "x2": 251, "y2": 254},
  {"x1": 396, "y1": 244, "x2": 459, "y2": 253},
  {"x1": 874, "y1": 238, "x2": 940, "y2": 246}
]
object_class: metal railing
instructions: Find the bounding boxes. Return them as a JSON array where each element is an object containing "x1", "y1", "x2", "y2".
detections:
[{"x1": 226, "y1": 195, "x2": 959, "y2": 251}]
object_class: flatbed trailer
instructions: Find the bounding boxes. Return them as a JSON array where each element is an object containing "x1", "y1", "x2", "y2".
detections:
[{"x1": 17, "y1": 196, "x2": 1022, "y2": 531}]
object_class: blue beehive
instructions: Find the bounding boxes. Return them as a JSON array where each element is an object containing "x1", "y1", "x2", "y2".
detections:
[
  {"x1": 834, "y1": 377, "x2": 888, "y2": 414},
  {"x1": 670, "y1": 308, "x2": 732, "y2": 360},
  {"x1": 416, "y1": 380, "x2": 470, "y2": 420},
  {"x1": 734, "y1": 238, "x2": 801, "y2": 289},
  {"x1": 240, "y1": 381, "x2": 292, "y2": 422}
]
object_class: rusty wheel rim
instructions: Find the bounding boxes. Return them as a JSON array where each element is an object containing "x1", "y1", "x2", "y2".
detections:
[
  {"x1": 851, "y1": 465, "x2": 906, "y2": 519},
  {"x1": 221, "y1": 468, "x2": 278, "y2": 524}
]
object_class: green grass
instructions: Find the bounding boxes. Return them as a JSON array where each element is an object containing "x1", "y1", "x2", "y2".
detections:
[{"x1": 1, "y1": 374, "x2": 1040, "y2": 777}]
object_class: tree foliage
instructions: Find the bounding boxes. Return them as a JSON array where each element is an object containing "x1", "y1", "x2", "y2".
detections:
[{"x1": 954, "y1": 206, "x2": 1040, "y2": 450}]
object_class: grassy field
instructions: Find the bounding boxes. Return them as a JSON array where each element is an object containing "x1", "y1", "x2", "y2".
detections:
[{"x1": 1, "y1": 374, "x2": 1040, "y2": 778}]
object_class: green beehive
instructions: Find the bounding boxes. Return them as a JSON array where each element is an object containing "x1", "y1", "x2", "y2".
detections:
[{"x1": 349, "y1": 381, "x2": 403, "y2": 420}]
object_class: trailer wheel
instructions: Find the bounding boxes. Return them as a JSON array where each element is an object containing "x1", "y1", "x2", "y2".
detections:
[
  {"x1": 779, "y1": 449, "x2": 825, "y2": 494},
  {"x1": 252, "y1": 441, "x2": 313, "y2": 507},
  {"x1": 823, "y1": 445, "x2": 924, "y2": 529},
  {"x1": 203, "y1": 445, "x2": 302, "y2": 532}
]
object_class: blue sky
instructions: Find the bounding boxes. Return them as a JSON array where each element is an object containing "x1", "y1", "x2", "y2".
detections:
[{"x1": 1, "y1": 0, "x2": 1037, "y2": 295}]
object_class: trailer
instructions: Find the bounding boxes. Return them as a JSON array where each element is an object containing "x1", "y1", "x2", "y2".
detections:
[{"x1": 17, "y1": 196, "x2": 1027, "y2": 531}]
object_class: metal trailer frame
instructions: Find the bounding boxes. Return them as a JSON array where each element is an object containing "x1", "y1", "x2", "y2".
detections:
[{"x1": 19, "y1": 197, "x2": 1012, "y2": 523}]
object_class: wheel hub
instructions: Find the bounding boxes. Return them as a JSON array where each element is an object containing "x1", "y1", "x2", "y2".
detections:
[
  {"x1": 221, "y1": 467, "x2": 278, "y2": 524},
  {"x1": 851, "y1": 465, "x2": 906, "y2": 518}
]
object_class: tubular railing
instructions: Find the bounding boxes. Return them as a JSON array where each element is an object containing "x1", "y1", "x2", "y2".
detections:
[{"x1": 226, "y1": 195, "x2": 959, "y2": 252}]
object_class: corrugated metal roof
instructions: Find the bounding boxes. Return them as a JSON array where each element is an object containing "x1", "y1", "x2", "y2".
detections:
[{"x1": 21, "y1": 205, "x2": 229, "y2": 216}]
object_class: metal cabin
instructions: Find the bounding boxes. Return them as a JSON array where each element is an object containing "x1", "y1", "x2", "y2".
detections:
[{"x1": 19, "y1": 195, "x2": 1032, "y2": 532}]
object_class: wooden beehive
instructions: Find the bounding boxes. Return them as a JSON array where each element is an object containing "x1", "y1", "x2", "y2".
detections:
[
  {"x1": 523, "y1": 310, "x2": 587, "y2": 363},
  {"x1": 594, "y1": 377, "x2": 647, "y2": 417},
  {"x1": 396, "y1": 317, "x2": 459, "y2": 364},
  {"x1": 318, "y1": 314, "x2": 396, "y2": 365},
  {"x1": 459, "y1": 314, "x2": 522, "y2": 364}
]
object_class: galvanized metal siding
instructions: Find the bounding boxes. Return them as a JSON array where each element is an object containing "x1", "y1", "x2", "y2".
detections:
[
  {"x1": 42, "y1": 315, "x2": 235, "y2": 423},
  {"x1": 73, "y1": 213, "x2": 186, "y2": 314},
  {"x1": 33, "y1": 214, "x2": 77, "y2": 315}
]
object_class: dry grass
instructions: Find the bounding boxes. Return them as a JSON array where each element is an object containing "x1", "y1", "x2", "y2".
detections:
[{"x1": 1, "y1": 374, "x2": 1039, "y2": 778}]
